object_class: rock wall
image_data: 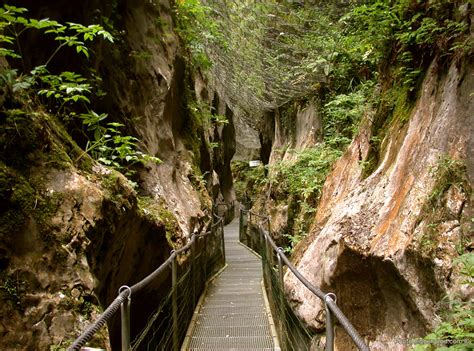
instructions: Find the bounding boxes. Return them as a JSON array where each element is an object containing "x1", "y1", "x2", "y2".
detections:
[
  {"x1": 251, "y1": 99, "x2": 324, "y2": 238},
  {"x1": 268, "y1": 99, "x2": 323, "y2": 164},
  {"x1": 233, "y1": 108, "x2": 261, "y2": 162},
  {"x1": 286, "y1": 58, "x2": 473, "y2": 350},
  {"x1": 0, "y1": 0, "x2": 236, "y2": 349}
]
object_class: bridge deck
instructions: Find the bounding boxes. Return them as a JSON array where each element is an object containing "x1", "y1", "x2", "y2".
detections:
[{"x1": 183, "y1": 219, "x2": 277, "y2": 350}]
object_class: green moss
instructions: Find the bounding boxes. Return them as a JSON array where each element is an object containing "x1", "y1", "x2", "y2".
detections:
[
  {"x1": 181, "y1": 99, "x2": 205, "y2": 167},
  {"x1": 361, "y1": 82, "x2": 416, "y2": 179},
  {"x1": 100, "y1": 171, "x2": 136, "y2": 211},
  {"x1": 387, "y1": 85, "x2": 415, "y2": 126},
  {"x1": 0, "y1": 274, "x2": 27, "y2": 310},
  {"x1": 0, "y1": 160, "x2": 62, "y2": 245},
  {"x1": 137, "y1": 196, "x2": 179, "y2": 248}
]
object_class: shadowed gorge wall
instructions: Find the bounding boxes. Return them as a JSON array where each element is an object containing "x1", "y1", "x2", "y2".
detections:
[{"x1": 0, "y1": 0, "x2": 236, "y2": 349}]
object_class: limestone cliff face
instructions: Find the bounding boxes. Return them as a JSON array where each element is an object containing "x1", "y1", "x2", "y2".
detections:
[
  {"x1": 269, "y1": 99, "x2": 323, "y2": 164},
  {"x1": 285, "y1": 58, "x2": 473, "y2": 350},
  {"x1": 233, "y1": 107, "x2": 261, "y2": 162},
  {"x1": 97, "y1": 0, "x2": 236, "y2": 232},
  {"x1": 252, "y1": 99, "x2": 324, "y2": 238},
  {"x1": 0, "y1": 0, "x2": 235, "y2": 349}
]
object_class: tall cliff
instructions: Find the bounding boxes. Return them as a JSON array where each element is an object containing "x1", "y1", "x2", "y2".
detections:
[
  {"x1": 285, "y1": 55, "x2": 472, "y2": 350},
  {"x1": 0, "y1": 0, "x2": 235, "y2": 349},
  {"x1": 232, "y1": 2, "x2": 473, "y2": 348}
]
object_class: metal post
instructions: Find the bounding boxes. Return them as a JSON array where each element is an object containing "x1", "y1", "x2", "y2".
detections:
[
  {"x1": 276, "y1": 249, "x2": 286, "y2": 351},
  {"x1": 277, "y1": 248, "x2": 284, "y2": 285},
  {"x1": 239, "y1": 208, "x2": 243, "y2": 243},
  {"x1": 203, "y1": 234, "x2": 208, "y2": 280},
  {"x1": 171, "y1": 252, "x2": 179, "y2": 351},
  {"x1": 191, "y1": 235, "x2": 197, "y2": 304},
  {"x1": 119, "y1": 285, "x2": 131, "y2": 351},
  {"x1": 325, "y1": 293, "x2": 336, "y2": 351},
  {"x1": 220, "y1": 220, "x2": 226, "y2": 265}
]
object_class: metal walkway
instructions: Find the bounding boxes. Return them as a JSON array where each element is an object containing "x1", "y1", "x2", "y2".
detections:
[{"x1": 183, "y1": 219, "x2": 278, "y2": 350}]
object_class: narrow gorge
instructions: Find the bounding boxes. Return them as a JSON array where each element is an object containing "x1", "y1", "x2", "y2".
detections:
[{"x1": 0, "y1": 1, "x2": 472, "y2": 350}]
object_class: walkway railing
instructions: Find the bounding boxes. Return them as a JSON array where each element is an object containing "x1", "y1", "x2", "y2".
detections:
[
  {"x1": 240, "y1": 207, "x2": 370, "y2": 351},
  {"x1": 69, "y1": 215, "x2": 225, "y2": 351}
]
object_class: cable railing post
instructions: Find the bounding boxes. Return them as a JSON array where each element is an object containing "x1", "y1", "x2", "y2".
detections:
[
  {"x1": 171, "y1": 251, "x2": 179, "y2": 351},
  {"x1": 119, "y1": 286, "x2": 131, "y2": 351},
  {"x1": 220, "y1": 218, "x2": 226, "y2": 265},
  {"x1": 191, "y1": 234, "x2": 197, "y2": 304},
  {"x1": 276, "y1": 248, "x2": 286, "y2": 351},
  {"x1": 277, "y1": 248, "x2": 284, "y2": 285},
  {"x1": 203, "y1": 233, "x2": 208, "y2": 279},
  {"x1": 325, "y1": 293, "x2": 336, "y2": 351},
  {"x1": 239, "y1": 207, "x2": 243, "y2": 244}
]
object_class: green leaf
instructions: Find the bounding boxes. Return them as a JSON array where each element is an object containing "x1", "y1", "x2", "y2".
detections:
[{"x1": 107, "y1": 122, "x2": 125, "y2": 128}]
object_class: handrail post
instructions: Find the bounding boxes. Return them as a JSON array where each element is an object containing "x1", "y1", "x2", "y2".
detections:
[
  {"x1": 203, "y1": 234, "x2": 208, "y2": 279},
  {"x1": 119, "y1": 286, "x2": 131, "y2": 351},
  {"x1": 239, "y1": 207, "x2": 243, "y2": 244},
  {"x1": 276, "y1": 248, "x2": 286, "y2": 350},
  {"x1": 325, "y1": 293, "x2": 336, "y2": 351},
  {"x1": 220, "y1": 218, "x2": 226, "y2": 265},
  {"x1": 171, "y1": 251, "x2": 179, "y2": 351},
  {"x1": 277, "y1": 248, "x2": 284, "y2": 285},
  {"x1": 191, "y1": 235, "x2": 197, "y2": 304}
]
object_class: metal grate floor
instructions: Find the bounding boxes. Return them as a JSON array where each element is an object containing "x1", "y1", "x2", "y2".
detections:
[{"x1": 183, "y1": 220, "x2": 278, "y2": 350}]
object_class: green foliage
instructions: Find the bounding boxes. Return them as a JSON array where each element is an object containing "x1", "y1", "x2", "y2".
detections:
[
  {"x1": 283, "y1": 230, "x2": 305, "y2": 255},
  {"x1": 188, "y1": 100, "x2": 227, "y2": 126},
  {"x1": 77, "y1": 112, "x2": 161, "y2": 177},
  {"x1": 0, "y1": 276, "x2": 22, "y2": 307},
  {"x1": 174, "y1": 0, "x2": 224, "y2": 69},
  {"x1": 231, "y1": 161, "x2": 267, "y2": 205},
  {"x1": 0, "y1": 5, "x2": 113, "y2": 64},
  {"x1": 267, "y1": 144, "x2": 342, "y2": 252},
  {"x1": 0, "y1": 5, "x2": 159, "y2": 177},
  {"x1": 412, "y1": 253, "x2": 474, "y2": 351},
  {"x1": 323, "y1": 81, "x2": 374, "y2": 149},
  {"x1": 34, "y1": 67, "x2": 93, "y2": 116},
  {"x1": 344, "y1": 0, "x2": 471, "y2": 90},
  {"x1": 270, "y1": 145, "x2": 342, "y2": 204}
]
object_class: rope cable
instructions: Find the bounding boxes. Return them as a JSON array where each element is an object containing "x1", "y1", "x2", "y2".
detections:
[
  {"x1": 69, "y1": 215, "x2": 226, "y2": 350},
  {"x1": 242, "y1": 207, "x2": 370, "y2": 350}
]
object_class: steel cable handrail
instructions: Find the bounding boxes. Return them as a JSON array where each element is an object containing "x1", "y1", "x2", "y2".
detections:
[
  {"x1": 242, "y1": 207, "x2": 370, "y2": 351},
  {"x1": 69, "y1": 216, "x2": 224, "y2": 351}
]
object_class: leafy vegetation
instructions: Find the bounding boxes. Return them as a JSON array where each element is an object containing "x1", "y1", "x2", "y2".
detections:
[
  {"x1": 0, "y1": 5, "x2": 159, "y2": 178},
  {"x1": 418, "y1": 156, "x2": 470, "y2": 257},
  {"x1": 268, "y1": 145, "x2": 342, "y2": 252},
  {"x1": 270, "y1": 146, "x2": 342, "y2": 206},
  {"x1": 221, "y1": 1, "x2": 469, "y2": 256},
  {"x1": 174, "y1": 0, "x2": 225, "y2": 69},
  {"x1": 412, "y1": 253, "x2": 474, "y2": 351},
  {"x1": 231, "y1": 161, "x2": 266, "y2": 206}
]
